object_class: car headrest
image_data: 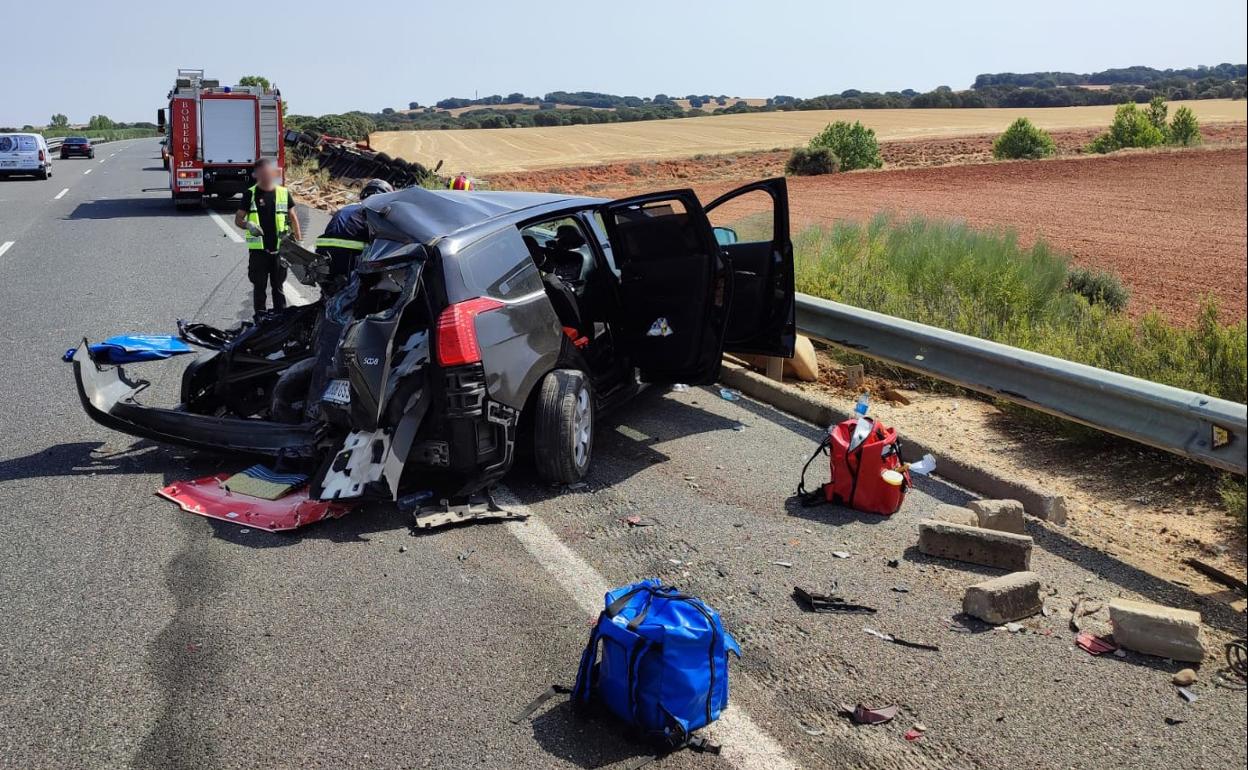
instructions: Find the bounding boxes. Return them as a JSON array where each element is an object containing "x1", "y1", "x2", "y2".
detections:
[
  {"x1": 522, "y1": 234, "x2": 543, "y2": 259},
  {"x1": 554, "y1": 224, "x2": 586, "y2": 250}
]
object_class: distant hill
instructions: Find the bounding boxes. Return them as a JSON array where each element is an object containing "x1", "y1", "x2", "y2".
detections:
[{"x1": 286, "y1": 65, "x2": 1247, "y2": 140}]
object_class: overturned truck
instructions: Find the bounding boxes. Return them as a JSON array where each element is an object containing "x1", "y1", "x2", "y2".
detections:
[{"x1": 72, "y1": 182, "x2": 796, "y2": 523}]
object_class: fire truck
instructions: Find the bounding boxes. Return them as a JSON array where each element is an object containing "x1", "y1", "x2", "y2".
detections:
[{"x1": 157, "y1": 69, "x2": 285, "y2": 209}]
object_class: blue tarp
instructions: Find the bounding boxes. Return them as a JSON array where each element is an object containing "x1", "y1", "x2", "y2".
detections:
[{"x1": 63, "y1": 335, "x2": 194, "y2": 364}]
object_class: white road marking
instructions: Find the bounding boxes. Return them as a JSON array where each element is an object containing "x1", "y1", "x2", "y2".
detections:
[
  {"x1": 109, "y1": 152, "x2": 117, "y2": 157},
  {"x1": 0, "y1": 241, "x2": 13, "y2": 259},
  {"x1": 98, "y1": 157, "x2": 106, "y2": 164},
  {"x1": 53, "y1": 188, "x2": 69, "y2": 200},
  {"x1": 496, "y1": 486, "x2": 798, "y2": 770},
  {"x1": 282, "y1": 277, "x2": 318, "y2": 307},
  {"x1": 82, "y1": 168, "x2": 92, "y2": 175},
  {"x1": 207, "y1": 210, "x2": 245, "y2": 243}
]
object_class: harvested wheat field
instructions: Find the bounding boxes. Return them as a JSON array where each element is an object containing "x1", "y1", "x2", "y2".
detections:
[
  {"x1": 372, "y1": 100, "x2": 1247, "y2": 173},
  {"x1": 698, "y1": 147, "x2": 1248, "y2": 323}
]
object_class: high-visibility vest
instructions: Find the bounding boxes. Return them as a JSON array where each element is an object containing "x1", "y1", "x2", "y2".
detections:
[
  {"x1": 314, "y1": 236, "x2": 368, "y2": 251},
  {"x1": 245, "y1": 184, "x2": 290, "y2": 250}
]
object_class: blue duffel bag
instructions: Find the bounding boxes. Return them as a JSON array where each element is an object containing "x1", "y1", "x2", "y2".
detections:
[{"x1": 572, "y1": 579, "x2": 741, "y2": 745}]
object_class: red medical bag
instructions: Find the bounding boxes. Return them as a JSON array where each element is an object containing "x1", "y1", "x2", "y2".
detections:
[{"x1": 798, "y1": 418, "x2": 911, "y2": 516}]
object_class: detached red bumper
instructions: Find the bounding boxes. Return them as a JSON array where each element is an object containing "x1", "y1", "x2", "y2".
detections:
[{"x1": 158, "y1": 475, "x2": 353, "y2": 531}]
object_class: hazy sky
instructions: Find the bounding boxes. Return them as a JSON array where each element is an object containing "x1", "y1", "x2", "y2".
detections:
[{"x1": 2, "y1": 0, "x2": 1245, "y2": 126}]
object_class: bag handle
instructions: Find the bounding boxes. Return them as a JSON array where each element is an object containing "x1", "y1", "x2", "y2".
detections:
[{"x1": 797, "y1": 433, "x2": 832, "y2": 502}]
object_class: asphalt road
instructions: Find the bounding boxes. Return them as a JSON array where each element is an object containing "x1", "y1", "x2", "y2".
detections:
[{"x1": 1, "y1": 140, "x2": 1244, "y2": 770}]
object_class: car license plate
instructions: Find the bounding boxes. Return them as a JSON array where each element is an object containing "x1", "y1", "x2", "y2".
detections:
[
  {"x1": 0, "y1": 160, "x2": 17, "y2": 167},
  {"x1": 323, "y1": 379, "x2": 351, "y2": 405}
]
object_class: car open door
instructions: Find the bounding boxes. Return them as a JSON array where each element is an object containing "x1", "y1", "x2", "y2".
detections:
[
  {"x1": 599, "y1": 190, "x2": 730, "y2": 384},
  {"x1": 703, "y1": 177, "x2": 796, "y2": 357}
]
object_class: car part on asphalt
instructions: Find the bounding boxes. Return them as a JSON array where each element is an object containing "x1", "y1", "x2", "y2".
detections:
[
  {"x1": 158, "y1": 474, "x2": 353, "y2": 531},
  {"x1": 793, "y1": 586, "x2": 877, "y2": 614},
  {"x1": 408, "y1": 493, "x2": 528, "y2": 530}
]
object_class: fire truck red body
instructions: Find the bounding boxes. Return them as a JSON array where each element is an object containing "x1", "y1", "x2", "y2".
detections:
[{"x1": 159, "y1": 69, "x2": 285, "y2": 209}]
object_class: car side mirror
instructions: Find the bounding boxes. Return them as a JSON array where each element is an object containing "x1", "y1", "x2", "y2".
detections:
[
  {"x1": 713, "y1": 226, "x2": 738, "y2": 246},
  {"x1": 157, "y1": 108, "x2": 166, "y2": 131}
]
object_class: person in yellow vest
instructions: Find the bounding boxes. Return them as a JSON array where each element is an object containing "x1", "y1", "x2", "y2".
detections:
[
  {"x1": 449, "y1": 172, "x2": 473, "y2": 191},
  {"x1": 234, "y1": 158, "x2": 302, "y2": 315}
]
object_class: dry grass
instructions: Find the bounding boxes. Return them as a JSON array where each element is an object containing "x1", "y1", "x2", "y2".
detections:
[{"x1": 372, "y1": 100, "x2": 1247, "y2": 173}]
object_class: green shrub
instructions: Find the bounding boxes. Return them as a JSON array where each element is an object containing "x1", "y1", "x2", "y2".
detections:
[
  {"x1": 1145, "y1": 95, "x2": 1169, "y2": 135},
  {"x1": 808, "y1": 121, "x2": 882, "y2": 171},
  {"x1": 1169, "y1": 106, "x2": 1202, "y2": 146},
  {"x1": 1087, "y1": 102, "x2": 1166, "y2": 153},
  {"x1": 992, "y1": 118, "x2": 1057, "y2": 159},
  {"x1": 791, "y1": 215, "x2": 1247, "y2": 405},
  {"x1": 785, "y1": 146, "x2": 840, "y2": 175},
  {"x1": 1066, "y1": 266, "x2": 1129, "y2": 312},
  {"x1": 1220, "y1": 475, "x2": 1247, "y2": 524}
]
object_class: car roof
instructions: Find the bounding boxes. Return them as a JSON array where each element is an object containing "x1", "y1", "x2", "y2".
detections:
[
  {"x1": 65, "y1": 136, "x2": 89, "y2": 141},
  {"x1": 365, "y1": 187, "x2": 605, "y2": 250}
]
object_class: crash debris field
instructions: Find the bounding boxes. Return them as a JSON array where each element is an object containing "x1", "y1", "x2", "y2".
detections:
[{"x1": 370, "y1": 99, "x2": 1247, "y2": 173}]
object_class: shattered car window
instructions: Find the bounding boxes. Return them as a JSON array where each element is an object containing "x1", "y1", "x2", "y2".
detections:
[{"x1": 458, "y1": 229, "x2": 544, "y2": 299}]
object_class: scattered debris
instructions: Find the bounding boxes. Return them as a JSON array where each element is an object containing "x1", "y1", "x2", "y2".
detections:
[
  {"x1": 773, "y1": 561, "x2": 793, "y2": 569},
  {"x1": 903, "y1": 727, "x2": 925, "y2": 741},
  {"x1": 850, "y1": 704, "x2": 898, "y2": 725},
  {"x1": 623, "y1": 515, "x2": 656, "y2": 528},
  {"x1": 1172, "y1": 668, "x2": 1198, "y2": 687},
  {"x1": 892, "y1": 586, "x2": 910, "y2": 593},
  {"x1": 567, "y1": 481, "x2": 588, "y2": 491},
  {"x1": 798, "y1": 722, "x2": 825, "y2": 737},
  {"x1": 159, "y1": 475, "x2": 353, "y2": 531},
  {"x1": 1183, "y1": 557, "x2": 1247, "y2": 593},
  {"x1": 917, "y1": 519, "x2": 1033, "y2": 571},
  {"x1": 864, "y1": 627, "x2": 939, "y2": 651},
  {"x1": 1108, "y1": 598, "x2": 1205, "y2": 662},
  {"x1": 457, "y1": 548, "x2": 475, "y2": 562},
  {"x1": 1164, "y1": 717, "x2": 1187, "y2": 726},
  {"x1": 1225, "y1": 639, "x2": 1247, "y2": 683},
  {"x1": 1004, "y1": 622, "x2": 1025, "y2": 633},
  {"x1": 963, "y1": 571, "x2": 1042, "y2": 625},
  {"x1": 399, "y1": 545, "x2": 409, "y2": 553},
  {"x1": 887, "y1": 559, "x2": 900, "y2": 569},
  {"x1": 719, "y1": 388, "x2": 741, "y2": 402},
  {"x1": 1075, "y1": 631, "x2": 1118, "y2": 656},
  {"x1": 832, "y1": 551, "x2": 851, "y2": 559},
  {"x1": 844, "y1": 364, "x2": 865, "y2": 389},
  {"x1": 794, "y1": 586, "x2": 877, "y2": 614},
  {"x1": 1177, "y1": 686, "x2": 1198, "y2": 703}
]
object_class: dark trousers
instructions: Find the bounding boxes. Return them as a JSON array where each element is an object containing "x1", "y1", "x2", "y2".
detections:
[{"x1": 248, "y1": 250, "x2": 288, "y2": 314}]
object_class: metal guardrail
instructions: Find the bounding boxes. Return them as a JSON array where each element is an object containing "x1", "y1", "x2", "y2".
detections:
[{"x1": 794, "y1": 294, "x2": 1247, "y2": 475}]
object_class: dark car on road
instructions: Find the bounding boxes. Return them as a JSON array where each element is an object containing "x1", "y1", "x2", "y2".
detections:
[
  {"x1": 72, "y1": 179, "x2": 795, "y2": 510},
  {"x1": 59, "y1": 137, "x2": 95, "y2": 159}
]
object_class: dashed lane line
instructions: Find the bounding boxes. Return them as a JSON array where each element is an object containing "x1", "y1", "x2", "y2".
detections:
[
  {"x1": 53, "y1": 188, "x2": 69, "y2": 200},
  {"x1": 496, "y1": 485, "x2": 799, "y2": 770},
  {"x1": 83, "y1": 168, "x2": 92, "y2": 175},
  {"x1": 0, "y1": 241, "x2": 13, "y2": 259},
  {"x1": 207, "y1": 210, "x2": 244, "y2": 243}
]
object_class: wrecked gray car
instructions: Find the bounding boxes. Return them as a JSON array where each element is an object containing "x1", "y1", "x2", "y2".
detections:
[{"x1": 72, "y1": 180, "x2": 796, "y2": 510}]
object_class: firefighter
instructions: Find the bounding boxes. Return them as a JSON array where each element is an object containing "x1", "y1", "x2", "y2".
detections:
[
  {"x1": 235, "y1": 158, "x2": 302, "y2": 315},
  {"x1": 448, "y1": 172, "x2": 473, "y2": 191},
  {"x1": 314, "y1": 178, "x2": 393, "y2": 291}
]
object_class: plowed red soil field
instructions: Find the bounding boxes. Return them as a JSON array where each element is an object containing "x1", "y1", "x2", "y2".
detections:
[{"x1": 490, "y1": 129, "x2": 1247, "y2": 322}]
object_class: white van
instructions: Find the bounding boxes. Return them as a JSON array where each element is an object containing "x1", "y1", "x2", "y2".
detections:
[{"x1": 0, "y1": 133, "x2": 53, "y2": 179}]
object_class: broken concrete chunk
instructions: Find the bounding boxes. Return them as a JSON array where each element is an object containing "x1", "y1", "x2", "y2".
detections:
[
  {"x1": 1108, "y1": 598, "x2": 1205, "y2": 663},
  {"x1": 934, "y1": 504, "x2": 978, "y2": 527},
  {"x1": 968, "y1": 499, "x2": 1027, "y2": 535},
  {"x1": 1041, "y1": 496, "x2": 1069, "y2": 526},
  {"x1": 917, "y1": 519, "x2": 1033, "y2": 571},
  {"x1": 963, "y1": 571, "x2": 1042, "y2": 624}
]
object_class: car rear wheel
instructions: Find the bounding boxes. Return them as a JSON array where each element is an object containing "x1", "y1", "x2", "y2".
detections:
[{"x1": 533, "y1": 369, "x2": 594, "y2": 484}]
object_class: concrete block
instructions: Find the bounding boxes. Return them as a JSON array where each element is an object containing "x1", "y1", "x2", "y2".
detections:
[
  {"x1": 963, "y1": 571, "x2": 1042, "y2": 624},
  {"x1": 1109, "y1": 598, "x2": 1205, "y2": 662},
  {"x1": 968, "y1": 499, "x2": 1027, "y2": 535},
  {"x1": 934, "y1": 504, "x2": 978, "y2": 527},
  {"x1": 917, "y1": 519, "x2": 1033, "y2": 571}
]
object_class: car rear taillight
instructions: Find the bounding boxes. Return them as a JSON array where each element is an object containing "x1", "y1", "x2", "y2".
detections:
[
  {"x1": 38, "y1": 149, "x2": 45, "y2": 161},
  {"x1": 436, "y1": 297, "x2": 504, "y2": 366}
]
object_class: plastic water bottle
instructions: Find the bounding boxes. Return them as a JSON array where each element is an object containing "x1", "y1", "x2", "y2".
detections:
[{"x1": 849, "y1": 393, "x2": 872, "y2": 451}]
